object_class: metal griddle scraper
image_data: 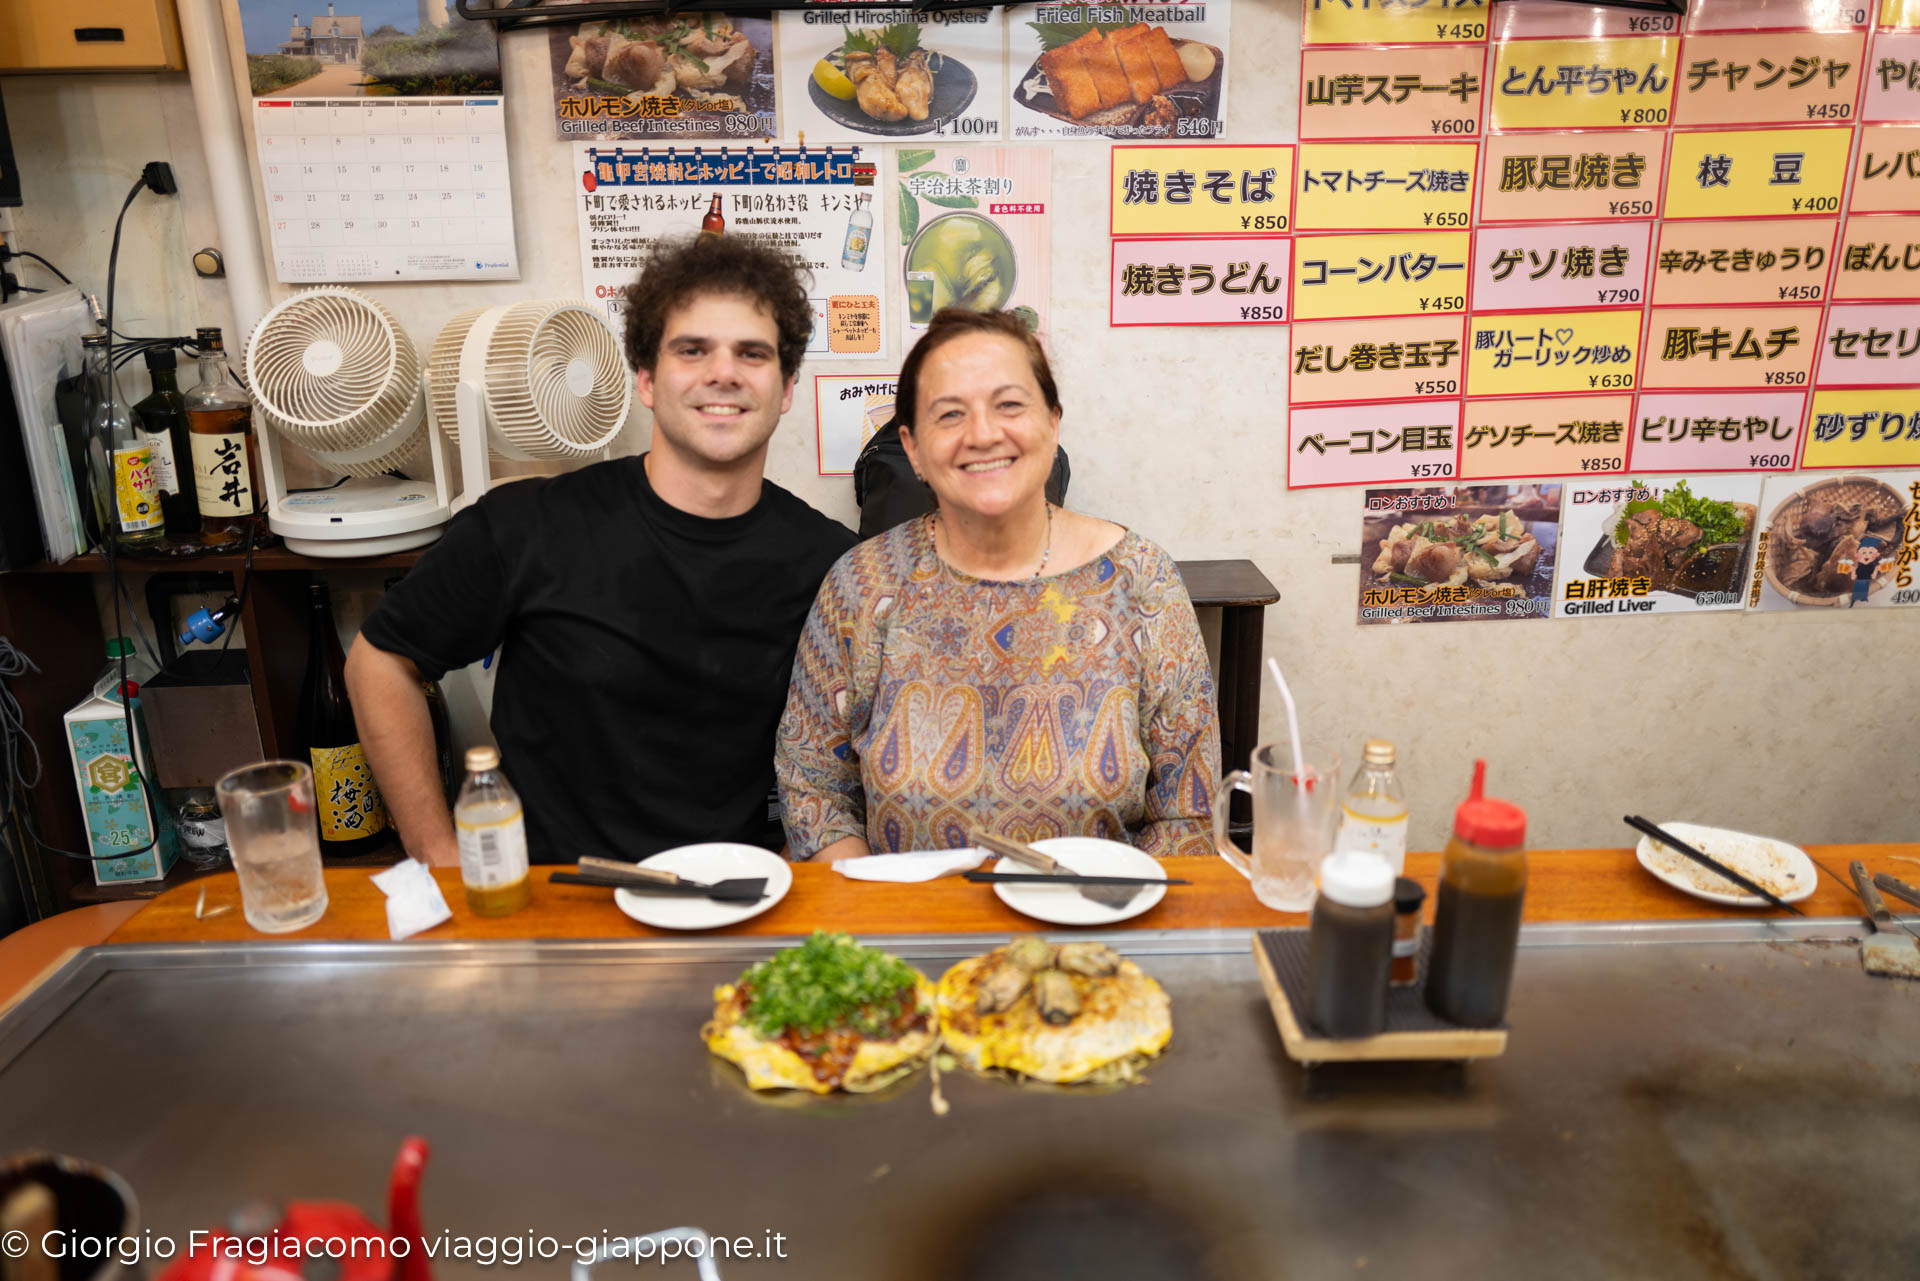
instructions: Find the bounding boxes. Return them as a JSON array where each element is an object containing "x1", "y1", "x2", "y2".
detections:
[{"x1": 1849, "y1": 861, "x2": 1920, "y2": 981}]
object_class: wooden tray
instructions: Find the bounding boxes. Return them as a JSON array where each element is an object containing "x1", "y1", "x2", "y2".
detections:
[{"x1": 1252, "y1": 927, "x2": 1508, "y2": 1064}]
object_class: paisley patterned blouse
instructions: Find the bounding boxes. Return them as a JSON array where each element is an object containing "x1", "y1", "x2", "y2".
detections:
[{"x1": 776, "y1": 515, "x2": 1220, "y2": 860}]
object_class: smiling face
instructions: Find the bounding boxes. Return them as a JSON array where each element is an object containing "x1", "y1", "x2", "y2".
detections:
[
  {"x1": 635, "y1": 292, "x2": 794, "y2": 472},
  {"x1": 899, "y1": 330, "x2": 1060, "y2": 525}
]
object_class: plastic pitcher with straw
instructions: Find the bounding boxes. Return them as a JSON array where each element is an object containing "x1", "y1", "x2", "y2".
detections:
[{"x1": 1211, "y1": 660, "x2": 1342, "y2": 911}]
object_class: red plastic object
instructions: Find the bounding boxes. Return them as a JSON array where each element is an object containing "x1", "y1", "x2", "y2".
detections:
[
  {"x1": 155, "y1": 1138, "x2": 431, "y2": 1281},
  {"x1": 1451, "y1": 759, "x2": 1526, "y2": 849}
]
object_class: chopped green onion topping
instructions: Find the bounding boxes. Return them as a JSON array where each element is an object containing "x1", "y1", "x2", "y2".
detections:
[{"x1": 740, "y1": 931, "x2": 920, "y2": 1039}]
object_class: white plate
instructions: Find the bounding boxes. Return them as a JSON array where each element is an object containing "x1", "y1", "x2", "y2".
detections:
[
  {"x1": 990, "y1": 836, "x2": 1168, "y2": 926},
  {"x1": 1634, "y1": 821, "x2": 1818, "y2": 908},
  {"x1": 612, "y1": 843, "x2": 793, "y2": 931}
]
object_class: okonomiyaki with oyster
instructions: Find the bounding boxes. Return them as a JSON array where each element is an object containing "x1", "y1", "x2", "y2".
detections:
[
  {"x1": 704, "y1": 932, "x2": 938, "y2": 1094},
  {"x1": 937, "y1": 938, "x2": 1172, "y2": 1084}
]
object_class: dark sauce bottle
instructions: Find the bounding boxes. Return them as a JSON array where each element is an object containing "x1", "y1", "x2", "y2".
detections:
[
  {"x1": 1426, "y1": 760, "x2": 1528, "y2": 1028},
  {"x1": 1307, "y1": 850, "x2": 1396, "y2": 1038}
]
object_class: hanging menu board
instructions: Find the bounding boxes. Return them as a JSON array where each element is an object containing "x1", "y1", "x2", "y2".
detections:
[{"x1": 1271, "y1": 0, "x2": 1920, "y2": 486}]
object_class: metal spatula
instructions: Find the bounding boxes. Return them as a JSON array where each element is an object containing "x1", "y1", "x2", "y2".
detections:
[
  {"x1": 972, "y1": 830, "x2": 1142, "y2": 909},
  {"x1": 1849, "y1": 861, "x2": 1920, "y2": 980},
  {"x1": 569, "y1": 856, "x2": 767, "y2": 904}
]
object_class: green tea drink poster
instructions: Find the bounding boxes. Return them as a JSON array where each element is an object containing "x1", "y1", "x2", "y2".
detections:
[{"x1": 893, "y1": 146, "x2": 1050, "y2": 352}]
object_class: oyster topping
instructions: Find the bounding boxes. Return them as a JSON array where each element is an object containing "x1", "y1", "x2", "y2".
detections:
[
  {"x1": 1055, "y1": 941, "x2": 1121, "y2": 977},
  {"x1": 1005, "y1": 936, "x2": 1056, "y2": 972},
  {"x1": 975, "y1": 959, "x2": 1033, "y2": 1015},
  {"x1": 1033, "y1": 970, "x2": 1081, "y2": 1025}
]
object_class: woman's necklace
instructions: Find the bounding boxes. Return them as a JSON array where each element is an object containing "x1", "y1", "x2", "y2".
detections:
[{"x1": 931, "y1": 503, "x2": 1053, "y2": 579}]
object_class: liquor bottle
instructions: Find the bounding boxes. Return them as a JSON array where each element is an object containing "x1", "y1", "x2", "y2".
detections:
[
  {"x1": 1335, "y1": 738, "x2": 1409, "y2": 874},
  {"x1": 296, "y1": 581, "x2": 391, "y2": 858},
  {"x1": 132, "y1": 346, "x2": 201, "y2": 543},
  {"x1": 840, "y1": 194, "x2": 873, "y2": 270},
  {"x1": 454, "y1": 746, "x2": 531, "y2": 916},
  {"x1": 699, "y1": 194, "x2": 725, "y2": 241},
  {"x1": 183, "y1": 327, "x2": 260, "y2": 549},
  {"x1": 81, "y1": 335, "x2": 165, "y2": 553}
]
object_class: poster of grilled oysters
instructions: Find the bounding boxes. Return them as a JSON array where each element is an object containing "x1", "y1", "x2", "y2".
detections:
[
  {"x1": 1010, "y1": 0, "x2": 1229, "y2": 141},
  {"x1": 1552, "y1": 477, "x2": 1762, "y2": 619},
  {"x1": 778, "y1": 8, "x2": 1005, "y2": 144},
  {"x1": 1358, "y1": 485, "x2": 1563, "y2": 626},
  {"x1": 1746, "y1": 471, "x2": 1920, "y2": 610},
  {"x1": 548, "y1": 8, "x2": 776, "y2": 141}
]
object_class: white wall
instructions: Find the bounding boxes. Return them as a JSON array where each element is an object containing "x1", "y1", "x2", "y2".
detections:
[{"x1": 6, "y1": 0, "x2": 1916, "y2": 852}]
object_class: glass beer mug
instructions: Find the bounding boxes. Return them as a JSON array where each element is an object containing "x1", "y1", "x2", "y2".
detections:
[{"x1": 1212, "y1": 742, "x2": 1342, "y2": 911}]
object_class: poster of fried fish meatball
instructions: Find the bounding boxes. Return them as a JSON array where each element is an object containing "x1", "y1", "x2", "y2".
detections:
[
  {"x1": 1010, "y1": 0, "x2": 1230, "y2": 141},
  {"x1": 779, "y1": 8, "x2": 1006, "y2": 144}
]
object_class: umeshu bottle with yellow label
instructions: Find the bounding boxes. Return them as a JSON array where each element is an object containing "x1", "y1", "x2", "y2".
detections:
[
  {"x1": 455, "y1": 747, "x2": 531, "y2": 916},
  {"x1": 297, "y1": 582, "x2": 391, "y2": 858}
]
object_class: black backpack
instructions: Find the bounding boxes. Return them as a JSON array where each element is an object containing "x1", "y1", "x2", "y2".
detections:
[{"x1": 853, "y1": 419, "x2": 1071, "y2": 540}]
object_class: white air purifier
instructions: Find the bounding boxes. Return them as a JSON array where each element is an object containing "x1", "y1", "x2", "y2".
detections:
[
  {"x1": 245, "y1": 287, "x2": 453, "y2": 557},
  {"x1": 425, "y1": 300, "x2": 630, "y2": 511}
]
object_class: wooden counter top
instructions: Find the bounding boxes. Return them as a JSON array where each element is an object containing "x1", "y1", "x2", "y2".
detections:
[{"x1": 102, "y1": 845, "x2": 1913, "y2": 945}]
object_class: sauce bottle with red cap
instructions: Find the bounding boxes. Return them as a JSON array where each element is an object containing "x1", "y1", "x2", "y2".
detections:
[{"x1": 1425, "y1": 759, "x2": 1528, "y2": 1027}]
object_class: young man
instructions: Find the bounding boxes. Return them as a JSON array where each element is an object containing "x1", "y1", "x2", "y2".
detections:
[{"x1": 346, "y1": 237, "x2": 854, "y2": 865}]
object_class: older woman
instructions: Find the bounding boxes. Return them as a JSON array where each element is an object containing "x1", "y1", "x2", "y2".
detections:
[{"x1": 776, "y1": 309, "x2": 1219, "y2": 860}]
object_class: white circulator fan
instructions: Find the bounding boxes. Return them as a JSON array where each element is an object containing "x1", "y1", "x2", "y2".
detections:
[
  {"x1": 425, "y1": 299, "x2": 630, "y2": 511},
  {"x1": 245, "y1": 287, "x2": 453, "y2": 557}
]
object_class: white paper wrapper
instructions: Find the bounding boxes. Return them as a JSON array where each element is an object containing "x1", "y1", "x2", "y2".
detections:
[
  {"x1": 832, "y1": 848, "x2": 988, "y2": 882},
  {"x1": 371, "y1": 858, "x2": 454, "y2": 940}
]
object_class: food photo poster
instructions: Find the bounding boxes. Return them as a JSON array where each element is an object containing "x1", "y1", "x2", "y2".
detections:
[
  {"x1": 1552, "y1": 476, "x2": 1763, "y2": 619},
  {"x1": 1746, "y1": 471, "x2": 1920, "y2": 611},
  {"x1": 1009, "y1": 0, "x2": 1230, "y2": 141},
  {"x1": 892, "y1": 147, "x2": 1050, "y2": 351},
  {"x1": 778, "y1": 8, "x2": 1007, "y2": 146},
  {"x1": 548, "y1": 10, "x2": 778, "y2": 141},
  {"x1": 1358, "y1": 484, "x2": 1564, "y2": 626}
]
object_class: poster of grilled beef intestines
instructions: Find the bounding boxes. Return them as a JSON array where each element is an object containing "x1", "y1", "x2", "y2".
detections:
[
  {"x1": 1552, "y1": 476, "x2": 1764, "y2": 619},
  {"x1": 548, "y1": 8, "x2": 777, "y2": 141},
  {"x1": 1010, "y1": 0, "x2": 1230, "y2": 141},
  {"x1": 1358, "y1": 484, "x2": 1563, "y2": 626}
]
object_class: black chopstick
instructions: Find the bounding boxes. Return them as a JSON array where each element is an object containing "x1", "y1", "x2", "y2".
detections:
[
  {"x1": 1624, "y1": 816, "x2": 1805, "y2": 915},
  {"x1": 549, "y1": 872, "x2": 765, "y2": 902},
  {"x1": 962, "y1": 871, "x2": 1189, "y2": 887}
]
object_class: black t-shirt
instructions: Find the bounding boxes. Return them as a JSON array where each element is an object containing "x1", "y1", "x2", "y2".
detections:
[{"x1": 360, "y1": 455, "x2": 854, "y2": 863}]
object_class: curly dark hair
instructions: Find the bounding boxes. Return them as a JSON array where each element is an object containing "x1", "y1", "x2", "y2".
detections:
[{"x1": 622, "y1": 235, "x2": 815, "y2": 381}]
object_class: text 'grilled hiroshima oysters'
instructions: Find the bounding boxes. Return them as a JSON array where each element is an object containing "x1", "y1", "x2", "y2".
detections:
[
  {"x1": 937, "y1": 939, "x2": 1172, "y2": 1085},
  {"x1": 704, "y1": 932, "x2": 938, "y2": 1094}
]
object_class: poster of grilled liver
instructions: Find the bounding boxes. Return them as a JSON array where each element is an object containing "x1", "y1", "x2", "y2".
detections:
[
  {"x1": 548, "y1": 9, "x2": 777, "y2": 141},
  {"x1": 893, "y1": 147, "x2": 1049, "y2": 352},
  {"x1": 778, "y1": 8, "x2": 1005, "y2": 145},
  {"x1": 1552, "y1": 477, "x2": 1762, "y2": 618},
  {"x1": 1358, "y1": 484, "x2": 1562, "y2": 625},
  {"x1": 1745, "y1": 471, "x2": 1920, "y2": 610},
  {"x1": 1009, "y1": 0, "x2": 1230, "y2": 141}
]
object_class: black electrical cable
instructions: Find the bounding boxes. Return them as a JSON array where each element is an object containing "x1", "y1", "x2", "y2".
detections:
[
  {"x1": 80, "y1": 173, "x2": 165, "y2": 863},
  {"x1": 15, "y1": 250, "x2": 72, "y2": 285}
]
